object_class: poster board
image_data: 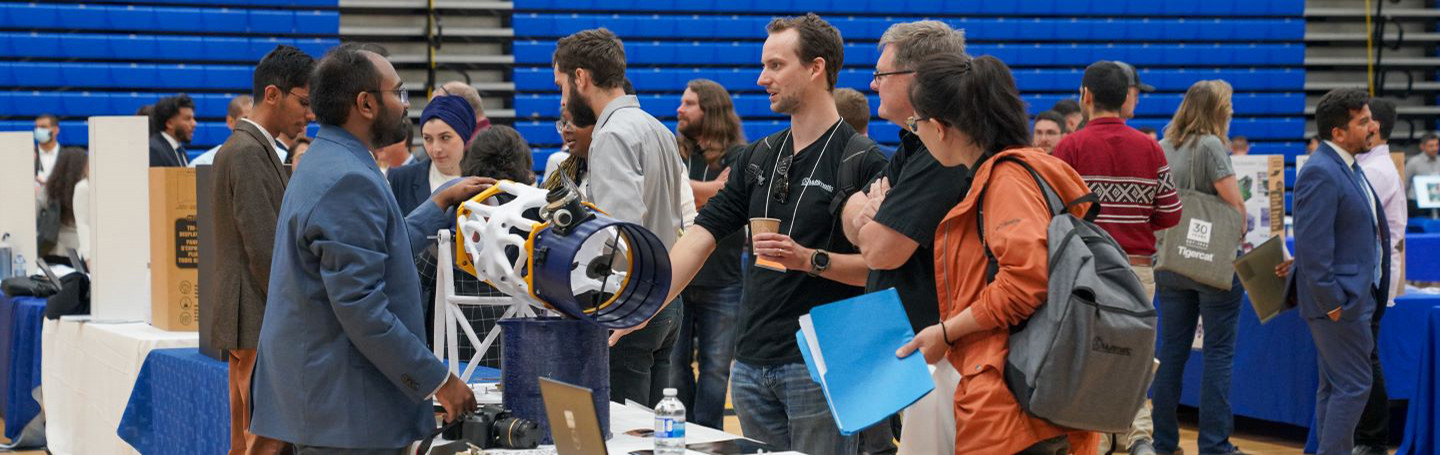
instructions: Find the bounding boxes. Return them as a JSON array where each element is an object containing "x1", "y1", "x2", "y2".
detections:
[
  {"x1": 89, "y1": 116, "x2": 151, "y2": 323},
  {"x1": 0, "y1": 132, "x2": 37, "y2": 276},
  {"x1": 1229, "y1": 155, "x2": 1285, "y2": 252}
]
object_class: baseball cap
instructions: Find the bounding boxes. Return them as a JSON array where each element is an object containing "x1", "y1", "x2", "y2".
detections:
[{"x1": 1112, "y1": 61, "x2": 1155, "y2": 93}]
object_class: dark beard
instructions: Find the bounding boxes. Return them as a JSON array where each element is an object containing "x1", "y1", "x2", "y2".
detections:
[
  {"x1": 678, "y1": 117, "x2": 703, "y2": 140},
  {"x1": 566, "y1": 79, "x2": 598, "y2": 128},
  {"x1": 369, "y1": 96, "x2": 411, "y2": 150}
]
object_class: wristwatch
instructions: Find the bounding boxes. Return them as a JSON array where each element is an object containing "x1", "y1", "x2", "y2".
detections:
[{"x1": 808, "y1": 249, "x2": 831, "y2": 277}]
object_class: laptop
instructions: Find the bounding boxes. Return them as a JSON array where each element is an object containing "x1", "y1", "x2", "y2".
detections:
[{"x1": 539, "y1": 377, "x2": 609, "y2": 455}]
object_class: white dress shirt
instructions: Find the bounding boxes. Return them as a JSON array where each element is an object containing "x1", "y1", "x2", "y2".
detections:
[
  {"x1": 36, "y1": 142, "x2": 60, "y2": 182},
  {"x1": 1358, "y1": 144, "x2": 1408, "y2": 305}
]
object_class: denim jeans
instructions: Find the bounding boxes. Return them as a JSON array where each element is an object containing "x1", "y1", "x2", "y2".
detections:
[
  {"x1": 1151, "y1": 272, "x2": 1243, "y2": 454},
  {"x1": 668, "y1": 283, "x2": 741, "y2": 429},
  {"x1": 730, "y1": 360, "x2": 856, "y2": 455},
  {"x1": 610, "y1": 300, "x2": 682, "y2": 407}
]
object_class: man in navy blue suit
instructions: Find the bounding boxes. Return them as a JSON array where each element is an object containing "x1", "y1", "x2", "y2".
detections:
[
  {"x1": 1290, "y1": 88, "x2": 1391, "y2": 455},
  {"x1": 250, "y1": 43, "x2": 491, "y2": 454}
]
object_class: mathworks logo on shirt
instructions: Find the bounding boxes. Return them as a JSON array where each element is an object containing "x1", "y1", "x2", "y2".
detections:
[{"x1": 799, "y1": 178, "x2": 834, "y2": 193}]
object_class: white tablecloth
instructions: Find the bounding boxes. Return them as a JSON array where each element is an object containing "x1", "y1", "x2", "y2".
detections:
[
  {"x1": 472, "y1": 384, "x2": 801, "y2": 455},
  {"x1": 40, "y1": 317, "x2": 199, "y2": 455}
]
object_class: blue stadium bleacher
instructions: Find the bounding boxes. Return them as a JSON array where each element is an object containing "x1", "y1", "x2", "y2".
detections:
[
  {"x1": 514, "y1": 117, "x2": 1305, "y2": 150},
  {"x1": 515, "y1": 92, "x2": 1306, "y2": 120},
  {"x1": 0, "y1": 1, "x2": 339, "y2": 151},
  {"x1": 0, "y1": 4, "x2": 339, "y2": 35},
  {"x1": 513, "y1": 67, "x2": 1306, "y2": 93},
  {"x1": 514, "y1": 41, "x2": 1305, "y2": 67},
  {"x1": 0, "y1": 62, "x2": 254, "y2": 91},
  {"x1": 0, "y1": 120, "x2": 233, "y2": 149},
  {"x1": 79, "y1": 0, "x2": 336, "y2": 7},
  {"x1": 0, "y1": 33, "x2": 337, "y2": 63},
  {"x1": 513, "y1": 14, "x2": 1305, "y2": 42},
  {"x1": 511, "y1": 0, "x2": 1310, "y2": 184},
  {"x1": 0, "y1": 92, "x2": 236, "y2": 118},
  {"x1": 512, "y1": 0, "x2": 1305, "y2": 17}
]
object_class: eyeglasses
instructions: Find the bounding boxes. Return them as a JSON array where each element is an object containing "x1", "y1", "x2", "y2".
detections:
[
  {"x1": 286, "y1": 89, "x2": 310, "y2": 108},
  {"x1": 771, "y1": 152, "x2": 793, "y2": 204},
  {"x1": 872, "y1": 69, "x2": 915, "y2": 81},
  {"x1": 555, "y1": 119, "x2": 571, "y2": 135},
  {"x1": 906, "y1": 115, "x2": 931, "y2": 132},
  {"x1": 367, "y1": 88, "x2": 409, "y2": 104}
]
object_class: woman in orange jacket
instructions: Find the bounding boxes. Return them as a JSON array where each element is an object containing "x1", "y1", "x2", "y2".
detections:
[{"x1": 894, "y1": 54, "x2": 1100, "y2": 455}]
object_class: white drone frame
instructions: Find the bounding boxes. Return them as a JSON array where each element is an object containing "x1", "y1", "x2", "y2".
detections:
[{"x1": 431, "y1": 228, "x2": 550, "y2": 384}]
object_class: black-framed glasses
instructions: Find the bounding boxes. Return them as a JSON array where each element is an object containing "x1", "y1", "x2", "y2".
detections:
[
  {"x1": 555, "y1": 119, "x2": 571, "y2": 135},
  {"x1": 771, "y1": 152, "x2": 793, "y2": 204},
  {"x1": 906, "y1": 115, "x2": 931, "y2": 132},
  {"x1": 285, "y1": 89, "x2": 310, "y2": 108},
  {"x1": 872, "y1": 69, "x2": 915, "y2": 80},
  {"x1": 367, "y1": 88, "x2": 409, "y2": 104}
]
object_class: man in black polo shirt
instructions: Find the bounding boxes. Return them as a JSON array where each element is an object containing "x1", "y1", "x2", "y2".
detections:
[
  {"x1": 614, "y1": 14, "x2": 885, "y2": 454},
  {"x1": 842, "y1": 20, "x2": 970, "y2": 455}
]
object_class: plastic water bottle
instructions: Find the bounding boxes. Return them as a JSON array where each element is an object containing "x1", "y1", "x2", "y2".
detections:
[
  {"x1": 654, "y1": 387, "x2": 686, "y2": 454},
  {"x1": 0, "y1": 233, "x2": 12, "y2": 279},
  {"x1": 12, "y1": 253, "x2": 24, "y2": 278}
]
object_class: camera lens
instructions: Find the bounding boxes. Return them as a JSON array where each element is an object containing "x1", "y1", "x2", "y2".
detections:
[{"x1": 492, "y1": 416, "x2": 540, "y2": 449}]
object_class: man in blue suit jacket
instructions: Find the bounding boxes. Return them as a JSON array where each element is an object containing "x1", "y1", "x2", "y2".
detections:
[
  {"x1": 251, "y1": 44, "x2": 490, "y2": 453},
  {"x1": 1290, "y1": 88, "x2": 1391, "y2": 455}
]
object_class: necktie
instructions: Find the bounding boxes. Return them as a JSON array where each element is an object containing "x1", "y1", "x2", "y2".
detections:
[
  {"x1": 176, "y1": 145, "x2": 189, "y2": 166},
  {"x1": 1351, "y1": 162, "x2": 1382, "y2": 289}
]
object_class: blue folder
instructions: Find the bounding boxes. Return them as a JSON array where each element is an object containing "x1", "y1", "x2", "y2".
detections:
[{"x1": 795, "y1": 288, "x2": 935, "y2": 435}]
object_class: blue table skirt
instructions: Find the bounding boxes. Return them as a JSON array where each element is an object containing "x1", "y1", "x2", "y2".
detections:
[
  {"x1": 0, "y1": 294, "x2": 46, "y2": 440},
  {"x1": 1407, "y1": 234, "x2": 1440, "y2": 282},
  {"x1": 1399, "y1": 303, "x2": 1440, "y2": 455},
  {"x1": 117, "y1": 348, "x2": 231, "y2": 455},
  {"x1": 1170, "y1": 292, "x2": 1440, "y2": 429},
  {"x1": 117, "y1": 348, "x2": 502, "y2": 454}
]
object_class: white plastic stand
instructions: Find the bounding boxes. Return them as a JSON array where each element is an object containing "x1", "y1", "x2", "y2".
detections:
[{"x1": 432, "y1": 229, "x2": 549, "y2": 383}]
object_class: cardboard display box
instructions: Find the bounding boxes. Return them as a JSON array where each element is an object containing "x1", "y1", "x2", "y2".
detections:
[{"x1": 150, "y1": 168, "x2": 199, "y2": 331}]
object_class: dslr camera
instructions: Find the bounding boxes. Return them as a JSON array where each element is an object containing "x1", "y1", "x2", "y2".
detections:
[{"x1": 443, "y1": 404, "x2": 540, "y2": 450}]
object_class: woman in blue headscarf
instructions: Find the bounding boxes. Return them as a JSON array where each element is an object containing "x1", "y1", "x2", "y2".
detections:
[{"x1": 420, "y1": 95, "x2": 477, "y2": 195}]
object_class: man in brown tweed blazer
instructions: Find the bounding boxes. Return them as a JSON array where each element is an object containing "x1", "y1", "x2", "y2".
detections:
[{"x1": 210, "y1": 45, "x2": 315, "y2": 455}]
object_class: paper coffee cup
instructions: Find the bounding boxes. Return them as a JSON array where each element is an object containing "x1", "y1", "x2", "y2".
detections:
[{"x1": 749, "y1": 218, "x2": 786, "y2": 272}]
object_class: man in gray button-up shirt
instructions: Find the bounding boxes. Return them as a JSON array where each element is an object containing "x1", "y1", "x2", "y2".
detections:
[{"x1": 554, "y1": 28, "x2": 688, "y2": 407}]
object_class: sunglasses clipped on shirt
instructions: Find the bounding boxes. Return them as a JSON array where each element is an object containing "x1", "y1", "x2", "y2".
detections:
[{"x1": 771, "y1": 152, "x2": 793, "y2": 204}]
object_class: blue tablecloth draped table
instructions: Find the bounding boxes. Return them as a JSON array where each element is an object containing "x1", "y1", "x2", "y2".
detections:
[
  {"x1": 1407, "y1": 234, "x2": 1440, "y2": 282},
  {"x1": 1408, "y1": 218, "x2": 1440, "y2": 235},
  {"x1": 0, "y1": 293, "x2": 47, "y2": 442},
  {"x1": 116, "y1": 348, "x2": 230, "y2": 455},
  {"x1": 116, "y1": 347, "x2": 502, "y2": 455},
  {"x1": 1398, "y1": 300, "x2": 1440, "y2": 455},
  {"x1": 1171, "y1": 234, "x2": 1440, "y2": 449}
]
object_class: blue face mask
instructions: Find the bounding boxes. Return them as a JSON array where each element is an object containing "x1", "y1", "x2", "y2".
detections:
[{"x1": 33, "y1": 127, "x2": 51, "y2": 144}]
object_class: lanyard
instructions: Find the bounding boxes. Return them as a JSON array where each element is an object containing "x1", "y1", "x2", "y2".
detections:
[{"x1": 762, "y1": 120, "x2": 842, "y2": 237}]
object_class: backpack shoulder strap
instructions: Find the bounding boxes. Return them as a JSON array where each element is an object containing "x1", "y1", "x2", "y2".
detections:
[
  {"x1": 743, "y1": 130, "x2": 790, "y2": 187},
  {"x1": 976, "y1": 156, "x2": 1069, "y2": 283},
  {"x1": 827, "y1": 133, "x2": 883, "y2": 216}
]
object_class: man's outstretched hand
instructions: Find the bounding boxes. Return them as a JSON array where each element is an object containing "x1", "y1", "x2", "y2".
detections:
[{"x1": 433, "y1": 177, "x2": 498, "y2": 209}]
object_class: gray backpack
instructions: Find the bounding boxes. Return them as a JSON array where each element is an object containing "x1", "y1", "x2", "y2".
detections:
[{"x1": 977, "y1": 156, "x2": 1157, "y2": 433}]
